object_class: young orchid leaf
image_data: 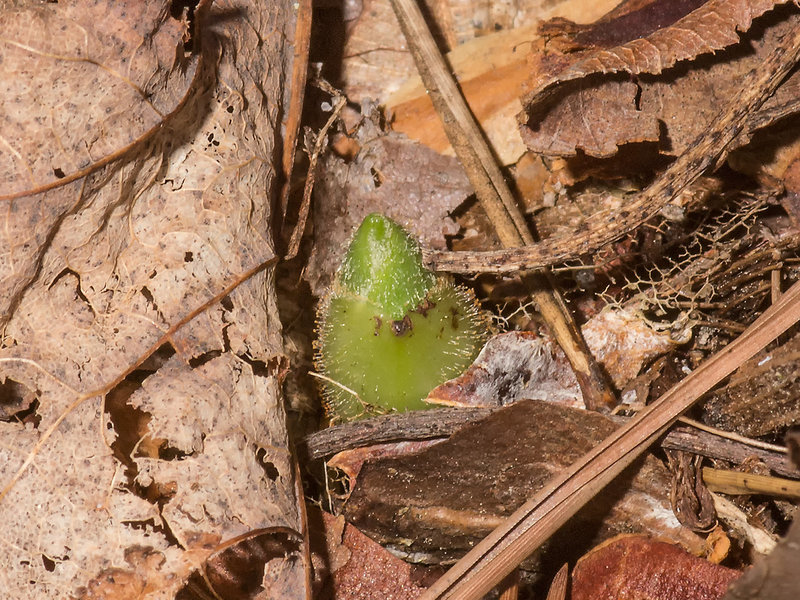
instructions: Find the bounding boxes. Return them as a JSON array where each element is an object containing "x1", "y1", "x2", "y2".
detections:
[{"x1": 315, "y1": 214, "x2": 489, "y2": 422}]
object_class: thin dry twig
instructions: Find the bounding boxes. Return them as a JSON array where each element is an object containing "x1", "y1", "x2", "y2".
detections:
[
  {"x1": 278, "y1": 0, "x2": 313, "y2": 226},
  {"x1": 300, "y1": 409, "x2": 799, "y2": 477},
  {"x1": 677, "y1": 416, "x2": 788, "y2": 454},
  {"x1": 388, "y1": 0, "x2": 615, "y2": 410},
  {"x1": 285, "y1": 86, "x2": 346, "y2": 260}
]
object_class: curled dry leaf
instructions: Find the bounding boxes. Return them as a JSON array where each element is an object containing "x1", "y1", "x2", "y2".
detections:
[
  {"x1": 427, "y1": 306, "x2": 677, "y2": 409},
  {"x1": 521, "y1": 0, "x2": 800, "y2": 159},
  {"x1": 0, "y1": 1, "x2": 307, "y2": 597}
]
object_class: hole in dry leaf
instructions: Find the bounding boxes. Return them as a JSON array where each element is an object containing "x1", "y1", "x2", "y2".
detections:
[
  {"x1": 160, "y1": 445, "x2": 190, "y2": 461},
  {"x1": 105, "y1": 345, "x2": 176, "y2": 499},
  {"x1": 0, "y1": 378, "x2": 40, "y2": 426},
  {"x1": 122, "y1": 518, "x2": 181, "y2": 547},
  {"x1": 370, "y1": 166, "x2": 383, "y2": 188},
  {"x1": 184, "y1": 251, "x2": 194, "y2": 262},
  {"x1": 221, "y1": 295, "x2": 234, "y2": 311},
  {"x1": 237, "y1": 354, "x2": 270, "y2": 377},
  {"x1": 255, "y1": 448, "x2": 280, "y2": 481},
  {"x1": 52, "y1": 167, "x2": 65, "y2": 178},
  {"x1": 41, "y1": 555, "x2": 55, "y2": 572},
  {"x1": 188, "y1": 350, "x2": 222, "y2": 368},
  {"x1": 140, "y1": 286, "x2": 156, "y2": 308}
]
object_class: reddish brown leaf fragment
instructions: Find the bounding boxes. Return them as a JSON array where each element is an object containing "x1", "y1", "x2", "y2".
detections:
[
  {"x1": 525, "y1": 5, "x2": 800, "y2": 158},
  {"x1": 520, "y1": 80, "x2": 660, "y2": 158},
  {"x1": 524, "y1": 0, "x2": 788, "y2": 104},
  {"x1": 521, "y1": 1, "x2": 799, "y2": 158},
  {"x1": 572, "y1": 0, "x2": 708, "y2": 48},
  {"x1": 311, "y1": 510, "x2": 427, "y2": 600},
  {"x1": 571, "y1": 535, "x2": 740, "y2": 600}
]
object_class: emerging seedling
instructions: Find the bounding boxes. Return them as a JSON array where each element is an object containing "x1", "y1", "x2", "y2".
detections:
[{"x1": 314, "y1": 214, "x2": 489, "y2": 422}]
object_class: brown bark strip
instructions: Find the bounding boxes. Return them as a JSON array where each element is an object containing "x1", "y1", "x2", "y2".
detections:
[
  {"x1": 422, "y1": 12, "x2": 800, "y2": 275},
  {"x1": 299, "y1": 407, "x2": 494, "y2": 460},
  {"x1": 388, "y1": 0, "x2": 615, "y2": 411},
  {"x1": 419, "y1": 274, "x2": 800, "y2": 600},
  {"x1": 300, "y1": 410, "x2": 800, "y2": 479}
]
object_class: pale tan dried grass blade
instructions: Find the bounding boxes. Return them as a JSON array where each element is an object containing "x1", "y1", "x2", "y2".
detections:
[{"x1": 545, "y1": 563, "x2": 569, "y2": 600}]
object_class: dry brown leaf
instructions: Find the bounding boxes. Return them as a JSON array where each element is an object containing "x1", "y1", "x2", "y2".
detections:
[
  {"x1": 427, "y1": 307, "x2": 676, "y2": 409},
  {"x1": 340, "y1": 0, "x2": 612, "y2": 105},
  {"x1": 700, "y1": 330, "x2": 800, "y2": 437},
  {"x1": 571, "y1": 535, "x2": 740, "y2": 600},
  {"x1": 525, "y1": 0, "x2": 787, "y2": 104},
  {"x1": 344, "y1": 400, "x2": 704, "y2": 570},
  {"x1": 310, "y1": 508, "x2": 430, "y2": 599},
  {"x1": 385, "y1": 0, "x2": 619, "y2": 165},
  {"x1": 0, "y1": 1, "x2": 307, "y2": 597},
  {"x1": 521, "y1": 0, "x2": 796, "y2": 158},
  {"x1": 0, "y1": 1, "x2": 200, "y2": 327}
]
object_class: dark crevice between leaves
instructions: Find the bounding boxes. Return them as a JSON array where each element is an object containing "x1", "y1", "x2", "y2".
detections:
[
  {"x1": 169, "y1": 0, "x2": 200, "y2": 55},
  {"x1": 174, "y1": 528, "x2": 303, "y2": 600}
]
